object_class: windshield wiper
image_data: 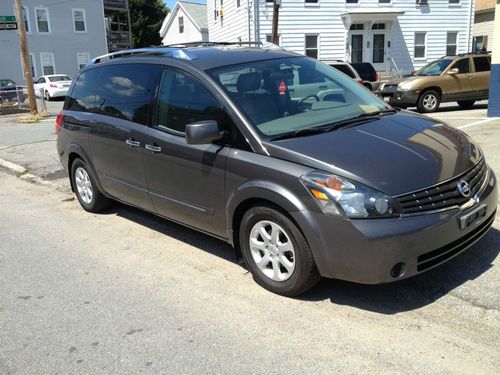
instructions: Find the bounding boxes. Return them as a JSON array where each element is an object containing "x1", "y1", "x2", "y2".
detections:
[
  {"x1": 270, "y1": 109, "x2": 397, "y2": 141},
  {"x1": 270, "y1": 126, "x2": 327, "y2": 141}
]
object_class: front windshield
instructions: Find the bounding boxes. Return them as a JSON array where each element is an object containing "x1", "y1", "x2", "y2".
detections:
[
  {"x1": 208, "y1": 57, "x2": 389, "y2": 138},
  {"x1": 48, "y1": 75, "x2": 72, "y2": 82},
  {"x1": 0, "y1": 79, "x2": 16, "y2": 88},
  {"x1": 416, "y1": 59, "x2": 452, "y2": 76}
]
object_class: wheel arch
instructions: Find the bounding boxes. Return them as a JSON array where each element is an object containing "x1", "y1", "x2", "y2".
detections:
[{"x1": 66, "y1": 144, "x2": 103, "y2": 194}]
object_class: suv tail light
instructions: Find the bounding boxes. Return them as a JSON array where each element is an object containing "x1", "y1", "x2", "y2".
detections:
[{"x1": 55, "y1": 111, "x2": 63, "y2": 135}]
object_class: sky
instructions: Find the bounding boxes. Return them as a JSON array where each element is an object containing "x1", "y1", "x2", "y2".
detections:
[{"x1": 164, "y1": 0, "x2": 206, "y2": 11}]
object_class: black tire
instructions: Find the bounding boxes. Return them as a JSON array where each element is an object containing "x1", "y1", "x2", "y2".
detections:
[
  {"x1": 417, "y1": 89, "x2": 441, "y2": 113},
  {"x1": 239, "y1": 205, "x2": 320, "y2": 297},
  {"x1": 44, "y1": 90, "x2": 51, "y2": 101},
  {"x1": 457, "y1": 100, "x2": 475, "y2": 109},
  {"x1": 70, "y1": 158, "x2": 111, "y2": 213}
]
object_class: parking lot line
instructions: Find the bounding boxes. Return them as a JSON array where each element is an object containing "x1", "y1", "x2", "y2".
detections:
[{"x1": 458, "y1": 118, "x2": 498, "y2": 129}]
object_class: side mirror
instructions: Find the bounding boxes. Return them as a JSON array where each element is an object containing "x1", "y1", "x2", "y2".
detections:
[
  {"x1": 448, "y1": 68, "x2": 459, "y2": 75},
  {"x1": 185, "y1": 120, "x2": 223, "y2": 145}
]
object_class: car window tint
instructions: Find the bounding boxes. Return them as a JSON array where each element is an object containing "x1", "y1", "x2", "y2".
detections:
[
  {"x1": 155, "y1": 69, "x2": 223, "y2": 134},
  {"x1": 67, "y1": 69, "x2": 101, "y2": 112},
  {"x1": 0, "y1": 80, "x2": 15, "y2": 88},
  {"x1": 452, "y1": 58, "x2": 471, "y2": 74},
  {"x1": 473, "y1": 56, "x2": 491, "y2": 72},
  {"x1": 37, "y1": 78, "x2": 46, "y2": 83},
  {"x1": 94, "y1": 64, "x2": 161, "y2": 125},
  {"x1": 331, "y1": 65, "x2": 355, "y2": 78}
]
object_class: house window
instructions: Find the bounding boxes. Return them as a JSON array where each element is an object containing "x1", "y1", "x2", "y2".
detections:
[
  {"x1": 266, "y1": 34, "x2": 281, "y2": 45},
  {"x1": 414, "y1": 32, "x2": 426, "y2": 58},
  {"x1": 21, "y1": 6, "x2": 30, "y2": 33},
  {"x1": 35, "y1": 7, "x2": 50, "y2": 33},
  {"x1": 446, "y1": 32, "x2": 458, "y2": 56},
  {"x1": 237, "y1": 0, "x2": 241, "y2": 7},
  {"x1": 20, "y1": 53, "x2": 36, "y2": 79},
  {"x1": 77, "y1": 52, "x2": 90, "y2": 70},
  {"x1": 372, "y1": 23, "x2": 385, "y2": 30},
  {"x1": 72, "y1": 9, "x2": 87, "y2": 32},
  {"x1": 305, "y1": 0, "x2": 319, "y2": 4},
  {"x1": 305, "y1": 35, "x2": 319, "y2": 59},
  {"x1": 346, "y1": 0, "x2": 358, "y2": 4},
  {"x1": 379, "y1": 0, "x2": 391, "y2": 3},
  {"x1": 179, "y1": 16, "x2": 184, "y2": 33},
  {"x1": 473, "y1": 36, "x2": 488, "y2": 53},
  {"x1": 449, "y1": 0, "x2": 460, "y2": 4},
  {"x1": 40, "y1": 53, "x2": 55, "y2": 75},
  {"x1": 349, "y1": 24, "x2": 364, "y2": 30}
]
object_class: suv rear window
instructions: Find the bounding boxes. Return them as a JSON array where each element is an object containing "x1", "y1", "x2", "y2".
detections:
[
  {"x1": 473, "y1": 56, "x2": 491, "y2": 72},
  {"x1": 67, "y1": 64, "x2": 161, "y2": 125},
  {"x1": 330, "y1": 64, "x2": 356, "y2": 78},
  {"x1": 351, "y1": 63, "x2": 377, "y2": 81}
]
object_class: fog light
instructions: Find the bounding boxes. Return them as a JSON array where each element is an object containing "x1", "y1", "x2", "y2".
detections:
[{"x1": 390, "y1": 262, "x2": 407, "y2": 278}]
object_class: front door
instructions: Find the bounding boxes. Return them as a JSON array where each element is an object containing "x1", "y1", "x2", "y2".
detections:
[
  {"x1": 142, "y1": 68, "x2": 228, "y2": 237},
  {"x1": 88, "y1": 63, "x2": 162, "y2": 210},
  {"x1": 442, "y1": 57, "x2": 474, "y2": 101},
  {"x1": 372, "y1": 33, "x2": 386, "y2": 71}
]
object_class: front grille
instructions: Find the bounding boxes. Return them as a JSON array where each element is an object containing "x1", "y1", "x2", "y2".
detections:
[
  {"x1": 417, "y1": 210, "x2": 495, "y2": 272},
  {"x1": 397, "y1": 158, "x2": 487, "y2": 214}
]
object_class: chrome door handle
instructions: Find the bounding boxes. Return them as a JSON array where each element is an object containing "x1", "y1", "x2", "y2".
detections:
[
  {"x1": 145, "y1": 144, "x2": 162, "y2": 153},
  {"x1": 125, "y1": 138, "x2": 140, "y2": 147}
]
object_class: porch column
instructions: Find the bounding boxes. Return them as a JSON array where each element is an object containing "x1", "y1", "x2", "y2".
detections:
[{"x1": 487, "y1": 1, "x2": 500, "y2": 117}]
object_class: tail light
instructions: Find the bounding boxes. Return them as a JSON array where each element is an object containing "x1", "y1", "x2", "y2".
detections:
[
  {"x1": 50, "y1": 83, "x2": 58, "y2": 88},
  {"x1": 357, "y1": 79, "x2": 364, "y2": 85},
  {"x1": 55, "y1": 111, "x2": 63, "y2": 135},
  {"x1": 376, "y1": 72, "x2": 380, "y2": 81}
]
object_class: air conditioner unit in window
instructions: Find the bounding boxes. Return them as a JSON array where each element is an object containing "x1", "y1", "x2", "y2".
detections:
[{"x1": 416, "y1": 0, "x2": 429, "y2": 6}]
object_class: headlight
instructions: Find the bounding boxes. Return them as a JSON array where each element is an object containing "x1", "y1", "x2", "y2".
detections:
[
  {"x1": 397, "y1": 81, "x2": 412, "y2": 91},
  {"x1": 300, "y1": 171, "x2": 399, "y2": 218}
]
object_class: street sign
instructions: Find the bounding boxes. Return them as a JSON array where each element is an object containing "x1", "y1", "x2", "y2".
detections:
[
  {"x1": 0, "y1": 16, "x2": 16, "y2": 22},
  {"x1": 0, "y1": 22, "x2": 17, "y2": 30}
]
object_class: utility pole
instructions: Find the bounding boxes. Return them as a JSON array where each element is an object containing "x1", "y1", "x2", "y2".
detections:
[
  {"x1": 14, "y1": 0, "x2": 37, "y2": 115},
  {"x1": 271, "y1": 0, "x2": 280, "y2": 45}
]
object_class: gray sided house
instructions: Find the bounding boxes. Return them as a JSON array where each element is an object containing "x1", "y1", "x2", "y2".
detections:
[{"x1": 0, "y1": 0, "x2": 108, "y2": 84}]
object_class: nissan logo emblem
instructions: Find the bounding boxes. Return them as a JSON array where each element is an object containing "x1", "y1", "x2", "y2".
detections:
[{"x1": 457, "y1": 179, "x2": 471, "y2": 198}]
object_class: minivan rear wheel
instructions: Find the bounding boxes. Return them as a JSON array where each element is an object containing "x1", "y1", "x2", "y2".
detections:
[
  {"x1": 417, "y1": 90, "x2": 440, "y2": 113},
  {"x1": 71, "y1": 158, "x2": 111, "y2": 213},
  {"x1": 457, "y1": 100, "x2": 475, "y2": 109},
  {"x1": 239, "y1": 205, "x2": 320, "y2": 296}
]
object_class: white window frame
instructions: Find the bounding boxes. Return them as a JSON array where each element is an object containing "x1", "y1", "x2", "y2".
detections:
[
  {"x1": 305, "y1": 34, "x2": 320, "y2": 60},
  {"x1": 34, "y1": 7, "x2": 51, "y2": 34},
  {"x1": 414, "y1": 32, "x2": 427, "y2": 60},
  {"x1": 446, "y1": 31, "x2": 458, "y2": 56},
  {"x1": 40, "y1": 52, "x2": 56, "y2": 75},
  {"x1": 77, "y1": 52, "x2": 90, "y2": 70},
  {"x1": 72, "y1": 8, "x2": 87, "y2": 33},
  {"x1": 20, "y1": 53, "x2": 37, "y2": 80}
]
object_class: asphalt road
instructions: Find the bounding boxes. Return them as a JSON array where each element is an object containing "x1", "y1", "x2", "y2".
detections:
[{"x1": 0, "y1": 105, "x2": 499, "y2": 374}]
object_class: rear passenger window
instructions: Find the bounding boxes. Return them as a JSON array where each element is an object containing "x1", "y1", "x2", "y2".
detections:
[
  {"x1": 473, "y1": 56, "x2": 491, "y2": 72},
  {"x1": 155, "y1": 69, "x2": 223, "y2": 134},
  {"x1": 67, "y1": 64, "x2": 161, "y2": 125}
]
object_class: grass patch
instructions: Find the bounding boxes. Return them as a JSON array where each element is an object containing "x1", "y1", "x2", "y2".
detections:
[{"x1": 16, "y1": 108, "x2": 50, "y2": 123}]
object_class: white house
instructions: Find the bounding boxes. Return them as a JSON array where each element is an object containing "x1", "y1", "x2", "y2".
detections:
[
  {"x1": 160, "y1": 1, "x2": 208, "y2": 45},
  {"x1": 207, "y1": 0, "x2": 475, "y2": 74},
  {"x1": 473, "y1": 0, "x2": 495, "y2": 52}
]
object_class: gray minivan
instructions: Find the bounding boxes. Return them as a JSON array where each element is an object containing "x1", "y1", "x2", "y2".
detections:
[{"x1": 56, "y1": 45, "x2": 497, "y2": 296}]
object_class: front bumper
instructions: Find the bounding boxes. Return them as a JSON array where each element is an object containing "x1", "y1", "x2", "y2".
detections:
[
  {"x1": 386, "y1": 90, "x2": 420, "y2": 107},
  {"x1": 291, "y1": 169, "x2": 497, "y2": 284}
]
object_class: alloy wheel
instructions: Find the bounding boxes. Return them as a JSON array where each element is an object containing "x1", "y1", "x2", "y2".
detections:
[
  {"x1": 75, "y1": 167, "x2": 93, "y2": 205},
  {"x1": 249, "y1": 220, "x2": 296, "y2": 282}
]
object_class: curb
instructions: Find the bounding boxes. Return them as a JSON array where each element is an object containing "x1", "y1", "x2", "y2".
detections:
[{"x1": 0, "y1": 158, "x2": 52, "y2": 186}]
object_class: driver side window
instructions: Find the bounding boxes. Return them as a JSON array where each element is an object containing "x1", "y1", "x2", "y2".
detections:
[
  {"x1": 452, "y1": 58, "x2": 471, "y2": 74},
  {"x1": 155, "y1": 69, "x2": 223, "y2": 135}
]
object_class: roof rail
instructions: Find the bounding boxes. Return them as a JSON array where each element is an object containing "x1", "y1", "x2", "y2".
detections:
[
  {"x1": 165, "y1": 41, "x2": 263, "y2": 48},
  {"x1": 89, "y1": 46, "x2": 193, "y2": 65}
]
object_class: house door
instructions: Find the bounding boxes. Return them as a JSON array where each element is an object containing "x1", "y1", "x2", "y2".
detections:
[
  {"x1": 372, "y1": 33, "x2": 386, "y2": 71},
  {"x1": 351, "y1": 34, "x2": 364, "y2": 63}
]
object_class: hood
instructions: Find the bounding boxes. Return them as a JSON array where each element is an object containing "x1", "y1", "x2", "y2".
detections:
[{"x1": 262, "y1": 111, "x2": 481, "y2": 196}]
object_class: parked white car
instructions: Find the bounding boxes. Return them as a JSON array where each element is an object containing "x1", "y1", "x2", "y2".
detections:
[{"x1": 34, "y1": 75, "x2": 72, "y2": 101}]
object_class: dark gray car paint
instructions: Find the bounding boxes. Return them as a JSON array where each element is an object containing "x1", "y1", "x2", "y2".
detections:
[{"x1": 57, "y1": 50, "x2": 497, "y2": 285}]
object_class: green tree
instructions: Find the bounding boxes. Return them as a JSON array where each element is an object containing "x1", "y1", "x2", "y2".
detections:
[{"x1": 129, "y1": 0, "x2": 169, "y2": 48}]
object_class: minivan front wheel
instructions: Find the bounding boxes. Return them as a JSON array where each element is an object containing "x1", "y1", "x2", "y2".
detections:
[
  {"x1": 239, "y1": 205, "x2": 320, "y2": 296},
  {"x1": 417, "y1": 90, "x2": 440, "y2": 113},
  {"x1": 71, "y1": 158, "x2": 110, "y2": 213}
]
